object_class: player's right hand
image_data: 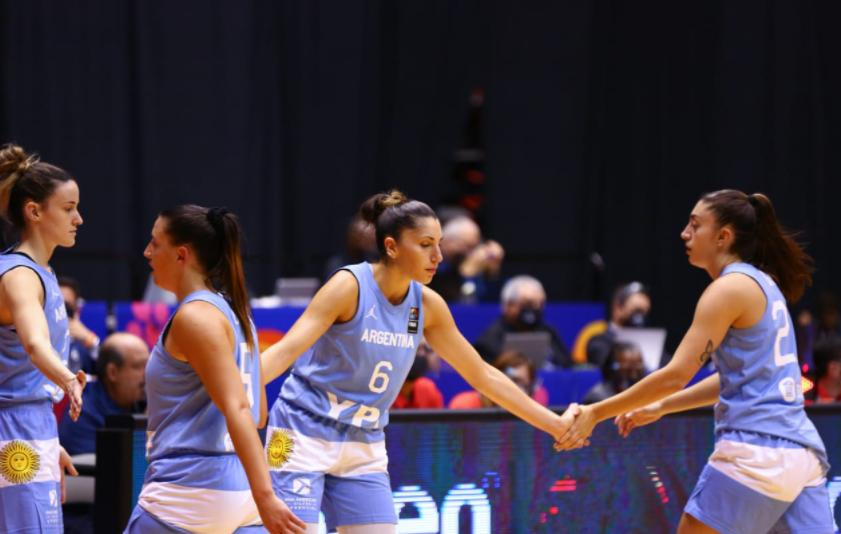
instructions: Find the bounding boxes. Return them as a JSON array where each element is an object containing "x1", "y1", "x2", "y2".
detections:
[
  {"x1": 614, "y1": 401, "x2": 663, "y2": 438},
  {"x1": 65, "y1": 370, "x2": 86, "y2": 422},
  {"x1": 257, "y1": 495, "x2": 307, "y2": 534}
]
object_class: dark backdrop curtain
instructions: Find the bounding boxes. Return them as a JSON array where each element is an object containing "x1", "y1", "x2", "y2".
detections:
[{"x1": 1, "y1": 0, "x2": 840, "y2": 347}]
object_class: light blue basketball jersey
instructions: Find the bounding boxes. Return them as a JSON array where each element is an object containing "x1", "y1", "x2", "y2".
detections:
[
  {"x1": 280, "y1": 262, "x2": 424, "y2": 434},
  {"x1": 145, "y1": 290, "x2": 261, "y2": 465},
  {"x1": 714, "y1": 262, "x2": 826, "y2": 464},
  {"x1": 0, "y1": 250, "x2": 69, "y2": 406}
]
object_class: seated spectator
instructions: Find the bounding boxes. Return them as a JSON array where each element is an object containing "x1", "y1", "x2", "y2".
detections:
[
  {"x1": 449, "y1": 350, "x2": 548, "y2": 408},
  {"x1": 587, "y1": 282, "x2": 652, "y2": 369},
  {"x1": 473, "y1": 275, "x2": 571, "y2": 367},
  {"x1": 59, "y1": 332, "x2": 149, "y2": 455},
  {"x1": 59, "y1": 276, "x2": 99, "y2": 375},
  {"x1": 805, "y1": 337, "x2": 841, "y2": 404},
  {"x1": 583, "y1": 341, "x2": 645, "y2": 404},
  {"x1": 428, "y1": 215, "x2": 504, "y2": 303},
  {"x1": 393, "y1": 342, "x2": 444, "y2": 409}
]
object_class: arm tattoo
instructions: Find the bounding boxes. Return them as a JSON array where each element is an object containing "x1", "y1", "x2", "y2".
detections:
[{"x1": 698, "y1": 340, "x2": 714, "y2": 365}]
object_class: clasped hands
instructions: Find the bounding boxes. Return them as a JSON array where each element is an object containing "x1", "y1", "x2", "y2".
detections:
[{"x1": 551, "y1": 401, "x2": 664, "y2": 451}]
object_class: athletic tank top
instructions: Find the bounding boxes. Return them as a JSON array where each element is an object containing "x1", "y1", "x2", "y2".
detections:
[
  {"x1": 145, "y1": 290, "x2": 261, "y2": 461},
  {"x1": 0, "y1": 250, "x2": 69, "y2": 406},
  {"x1": 280, "y1": 262, "x2": 424, "y2": 432},
  {"x1": 714, "y1": 262, "x2": 826, "y2": 461}
]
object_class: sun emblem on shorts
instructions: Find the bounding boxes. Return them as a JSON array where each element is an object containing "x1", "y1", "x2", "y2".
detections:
[
  {"x1": 267, "y1": 429, "x2": 294, "y2": 468},
  {"x1": 0, "y1": 441, "x2": 40, "y2": 484}
]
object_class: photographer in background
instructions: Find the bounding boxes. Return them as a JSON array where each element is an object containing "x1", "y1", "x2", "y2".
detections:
[{"x1": 428, "y1": 215, "x2": 505, "y2": 303}]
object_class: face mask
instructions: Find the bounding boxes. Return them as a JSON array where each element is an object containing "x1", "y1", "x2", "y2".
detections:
[
  {"x1": 517, "y1": 306, "x2": 542, "y2": 329},
  {"x1": 622, "y1": 310, "x2": 647, "y2": 328}
]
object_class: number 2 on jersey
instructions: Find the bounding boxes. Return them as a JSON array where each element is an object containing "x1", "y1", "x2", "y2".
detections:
[{"x1": 772, "y1": 300, "x2": 797, "y2": 367}]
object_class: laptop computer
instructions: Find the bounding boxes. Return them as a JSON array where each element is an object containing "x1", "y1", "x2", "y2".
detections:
[
  {"x1": 613, "y1": 327, "x2": 667, "y2": 371},
  {"x1": 502, "y1": 331, "x2": 553, "y2": 369}
]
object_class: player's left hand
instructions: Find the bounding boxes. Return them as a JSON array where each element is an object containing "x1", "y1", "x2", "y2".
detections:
[
  {"x1": 554, "y1": 404, "x2": 597, "y2": 451},
  {"x1": 58, "y1": 446, "x2": 78, "y2": 504}
]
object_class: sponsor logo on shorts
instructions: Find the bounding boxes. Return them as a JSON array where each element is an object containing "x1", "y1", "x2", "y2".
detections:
[
  {"x1": 291, "y1": 477, "x2": 312, "y2": 496},
  {"x1": 267, "y1": 429, "x2": 294, "y2": 468},
  {"x1": 0, "y1": 441, "x2": 40, "y2": 484}
]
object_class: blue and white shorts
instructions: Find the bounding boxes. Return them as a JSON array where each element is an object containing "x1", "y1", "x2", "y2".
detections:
[
  {"x1": 0, "y1": 401, "x2": 62, "y2": 533},
  {"x1": 686, "y1": 431, "x2": 834, "y2": 534},
  {"x1": 127, "y1": 454, "x2": 264, "y2": 533},
  {"x1": 266, "y1": 400, "x2": 396, "y2": 528}
]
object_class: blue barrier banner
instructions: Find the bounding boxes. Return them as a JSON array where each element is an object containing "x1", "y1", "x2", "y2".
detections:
[{"x1": 122, "y1": 408, "x2": 841, "y2": 533}]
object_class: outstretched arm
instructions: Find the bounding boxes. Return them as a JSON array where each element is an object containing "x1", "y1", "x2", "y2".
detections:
[
  {"x1": 261, "y1": 271, "x2": 358, "y2": 383},
  {"x1": 169, "y1": 302, "x2": 305, "y2": 534},
  {"x1": 2, "y1": 268, "x2": 85, "y2": 420},
  {"x1": 422, "y1": 288, "x2": 581, "y2": 445},
  {"x1": 615, "y1": 373, "x2": 720, "y2": 437},
  {"x1": 556, "y1": 274, "x2": 754, "y2": 449}
]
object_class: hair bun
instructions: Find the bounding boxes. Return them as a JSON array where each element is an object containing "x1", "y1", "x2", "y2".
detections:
[
  {"x1": 0, "y1": 143, "x2": 37, "y2": 180},
  {"x1": 359, "y1": 189, "x2": 408, "y2": 224}
]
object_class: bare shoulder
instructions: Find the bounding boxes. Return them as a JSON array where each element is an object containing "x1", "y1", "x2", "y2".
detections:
[
  {"x1": 0, "y1": 267, "x2": 44, "y2": 304},
  {"x1": 699, "y1": 272, "x2": 765, "y2": 325},
  {"x1": 170, "y1": 300, "x2": 231, "y2": 345},
  {"x1": 320, "y1": 269, "x2": 359, "y2": 300},
  {"x1": 706, "y1": 271, "x2": 764, "y2": 303},
  {"x1": 421, "y1": 286, "x2": 450, "y2": 327}
]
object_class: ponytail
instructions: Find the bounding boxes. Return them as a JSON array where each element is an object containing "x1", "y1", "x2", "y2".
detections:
[
  {"x1": 160, "y1": 205, "x2": 255, "y2": 349},
  {"x1": 747, "y1": 193, "x2": 812, "y2": 303},
  {"x1": 207, "y1": 208, "x2": 254, "y2": 350},
  {"x1": 701, "y1": 189, "x2": 812, "y2": 303}
]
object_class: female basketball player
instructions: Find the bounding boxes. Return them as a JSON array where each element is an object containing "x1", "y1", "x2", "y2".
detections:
[
  {"x1": 0, "y1": 143, "x2": 86, "y2": 533},
  {"x1": 126, "y1": 205, "x2": 305, "y2": 533},
  {"x1": 261, "y1": 190, "x2": 581, "y2": 534},
  {"x1": 558, "y1": 190, "x2": 833, "y2": 533}
]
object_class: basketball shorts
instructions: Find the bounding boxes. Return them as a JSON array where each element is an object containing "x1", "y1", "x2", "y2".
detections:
[
  {"x1": 266, "y1": 399, "x2": 396, "y2": 528},
  {"x1": 0, "y1": 401, "x2": 62, "y2": 533},
  {"x1": 685, "y1": 431, "x2": 834, "y2": 534}
]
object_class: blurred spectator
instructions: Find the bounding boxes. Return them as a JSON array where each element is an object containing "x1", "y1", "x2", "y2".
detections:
[
  {"x1": 392, "y1": 342, "x2": 444, "y2": 409},
  {"x1": 324, "y1": 214, "x2": 378, "y2": 280},
  {"x1": 59, "y1": 333, "x2": 149, "y2": 455},
  {"x1": 473, "y1": 275, "x2": 571, "y2": 367},
  {"x1": 796, "y1": 291, "x2": 841, "y2": 370},
  {"x1": 449, "y1": 350, "x2": 548, "y2": 408},
  {"x1": 58, "y1": 276, "x2": 99, "y2": 375},
  {"x1": 583, "y1": 341, "x2": 646, "y2": 404},
  {"x1": 805, "y1": 337, "x2": 841, "y2": 404},
  {"x1": 587, "y1": 282, "x2": 652, "y2": 369},
  {"x1": 428, "y1": 216, "x2": 504, "y2": 303}
]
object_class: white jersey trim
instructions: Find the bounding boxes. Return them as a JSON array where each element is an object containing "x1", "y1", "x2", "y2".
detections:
[
  {"x1": 266, "y1": 425, "x2": 388, "y2": 477},
  {"x1": 138, "y1": 481, "x2": 261, "y2": 533},
  {"x1": 709, "y1": 439, "x2": 825, "y2": 502},
  {"x1": 0, "y1": 437, "x2": 59, "y2": 489}
]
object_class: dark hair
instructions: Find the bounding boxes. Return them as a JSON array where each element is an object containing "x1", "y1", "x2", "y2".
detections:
[
  {"x1": 159, "y1": 205, "x2": 254, "y2": 349},
  {"x1": 358, "y1": 190, "x2": 437, "y2": 258},
  {"x1": 96, "y1": 343, "x2": 125, "y2": 378},
  {"x1": 812, "y1": 337, "x2": 841, "y2": 380},
  {"x1": 602, "y1": 341, "x2": 640, "y2": 379},
  {"x1": 0, "y1": 143, "x2": 74, "y2": 231},
  {"x1": 700, "y1": 189, "x2": 812, "y2": 303},
  {"x1": 612, "y1": 281, "x2": 649, "y2": 307},
  {"x1": 58, "y1": 276, "x2": 81, "y2": 299},
  {"x1": 492, "y1": 350, "x2": 536, "y2": 385}
]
